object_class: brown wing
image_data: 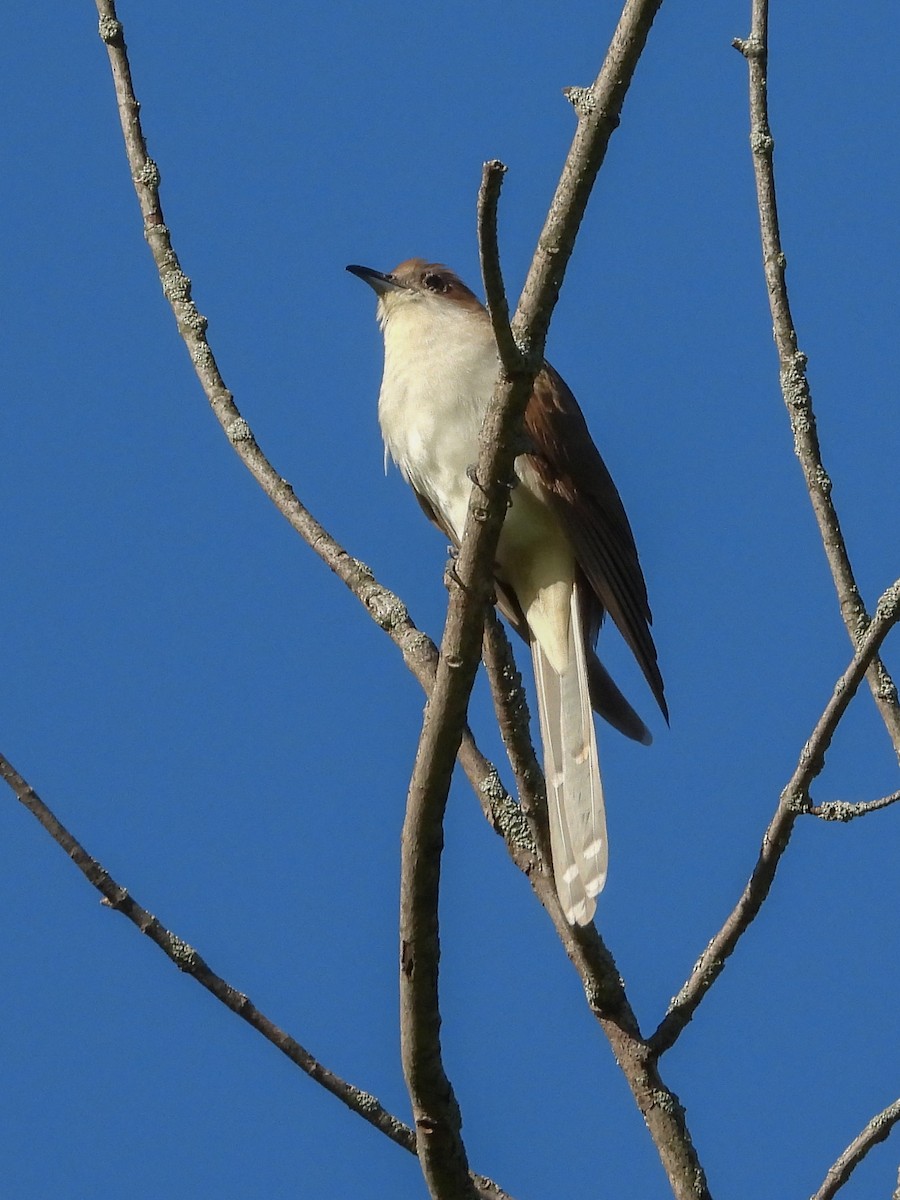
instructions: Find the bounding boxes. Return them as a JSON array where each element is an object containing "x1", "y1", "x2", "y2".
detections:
[{"x1": 524, "y1": 364, "x2": 668, "y2": 723}]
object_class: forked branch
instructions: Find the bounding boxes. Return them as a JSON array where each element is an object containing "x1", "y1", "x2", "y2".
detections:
[
  {"x1": 649, "y1": 0, "x2": 900, "y2": 1074},
  {"x1": 652, "y1": 581, "x2": 900, "y2": 1053}
]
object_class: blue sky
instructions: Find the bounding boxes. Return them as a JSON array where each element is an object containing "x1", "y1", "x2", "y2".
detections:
[{"x1": 2, "y1": 3, "x2": 898, "y2": 1198}]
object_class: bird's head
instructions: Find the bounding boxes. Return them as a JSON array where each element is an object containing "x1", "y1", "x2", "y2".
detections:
[{"x1": 346, "y1": 259, "x2": 484, "y2": 332}]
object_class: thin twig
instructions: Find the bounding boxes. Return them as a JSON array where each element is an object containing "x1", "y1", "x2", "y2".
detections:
[
  {"x1": 513, "y1": 0, "x2": 666, "y2": 350},
  {"x1": 93, "y1": 11, "x2": 418, "y2": 691},
  {"x1": 480, "y1": 612, "x2": 548, "y2": 851},
  {"x1": 476, "y1": 160, "x2": 519, "y2": 370},
  {"x1": 808, "y1": 791, "x2": 900, "y2": 822},
  {"x1": 652, "y1": 581, "x2": 900, "y2": 1053},
  {"x1": 809, "y1": 1098, "x2": 900, "y2": 1200},
  {"x1": 734, "y1": 0, "x2": 900, "y2": 762},
  {"x1": 653, "y1": 0, "x2": 900, "y2": 1054}
]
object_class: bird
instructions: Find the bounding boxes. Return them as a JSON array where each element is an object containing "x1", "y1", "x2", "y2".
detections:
[{"x1": 347, "y1": 258, "x2": 666, "y2": 925}]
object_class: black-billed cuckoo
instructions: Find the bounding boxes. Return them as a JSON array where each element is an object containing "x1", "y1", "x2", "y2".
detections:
[{"x1": 348, "y1": 259, "x2": 666, "y2": 925}]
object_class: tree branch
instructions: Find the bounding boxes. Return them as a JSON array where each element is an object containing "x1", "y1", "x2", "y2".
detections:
[
  {"x1": 652, "y1": 581, "x2": 900, "y2": 1053},
  {"x1": 650, "y1": 0, "x2": 900, "y2": 1058},
  {"x1": 481, "y1": 612, "x2": 548, "y2": 853},
  {"x1": 734, "y1": 0, "x2": 900, "y2": 762},
  {"x1": 393, "y1": 160, "x2": 537, "y2": 1197},
  {"x1": 809, "y1": 1098, "x2": 900, "y2": 1200},
  {"x1": 808, "y1": 791, "x2": 900, "y2": 822},
  {"x1": 476, "y1": 160, "x2": 518, "y2": 371},
  {"x1": 0, "y1": 749, "x2": 515, "y2": 1200},
  {"x1": 0, "y1": 752, "x2": 413, "y2": 1148},
  {"x1": 514, "y1": 0, "x2": 665, "y2": 349},
  {"x1": 475, "y1": 166, "x2": 546, "y2": 853},
  {"x1": 93, "y1": 3, "x2": 525, "y2": 1195}
]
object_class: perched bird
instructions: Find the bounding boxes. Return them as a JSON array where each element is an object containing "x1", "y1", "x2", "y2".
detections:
[{"x1": 348, "y1": 259, "x2": 666, "y2": 925}]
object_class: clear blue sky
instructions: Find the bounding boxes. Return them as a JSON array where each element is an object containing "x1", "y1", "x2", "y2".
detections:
[{"x1": 2, "y1": 3, "x2": 898, "y2": 1198}]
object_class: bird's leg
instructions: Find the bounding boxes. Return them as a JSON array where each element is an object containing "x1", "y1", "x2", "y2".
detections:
[
  {"x1": 443, "y1": 545, "x2": 497, "y2": 607},
  {"x1": 443, "y1": 545, "x2": 465, "y2": 591},
  {"x1": 466, "y1": 463, "x2": 517, "y2": 509}
]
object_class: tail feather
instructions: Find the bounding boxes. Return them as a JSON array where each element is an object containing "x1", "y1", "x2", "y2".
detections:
[{"x1": 532, "y1": 590, "x2": 607, "y2": 925}]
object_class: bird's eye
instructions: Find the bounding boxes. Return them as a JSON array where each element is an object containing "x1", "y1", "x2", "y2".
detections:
[{"x1": 423, "y1": 272, "x2": 449, "y2": 293}]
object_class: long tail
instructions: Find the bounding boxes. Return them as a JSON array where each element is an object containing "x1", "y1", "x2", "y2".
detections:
[{"x1": 532, "y1": 589, "x2": 607, "y2": 926}]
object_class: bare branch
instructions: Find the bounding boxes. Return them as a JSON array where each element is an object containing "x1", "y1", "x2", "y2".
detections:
[
  {"x1": 399, "y1": 706, "x2": 484, "y2": 1198},
  {"x1": 91, "y1": 14, "x2": 523, "y2": 1193},
  {"x1": 652, "y1": 581, "x2": 900, "y2": 1053},
  {"x1": 734, "y1": 0, "x2": 900, "y2": 761},
  {"x1": 481, "y1": 612, "x2": 548, "y2": 850},
  {"x1": 94, "y1": 10, "x2": 410, "y2": 664},
  {"x1": 648, "y1": 0, "x2": 900, "y2": 1057},
  {"x1": 93, "y1": 9, "x2": 541, "y2": 1197},
  {"x1": 0, "y1": 751, "x2": 413, "y2": 1150},
  {"x1": 808, "y1": 791, "x2": 900, "y2": 822},
  {"x1": 809, "y1": 1098, "x2": 900, "y2": 1200},
  {"x1": 475, "y1": 17, "x2": 711, "y2": 1188},
  {"x1": 563, "y1": 929, "x2": 710, "y2": 1200},
  {"x1": 476, "y1": 160, "x2": 519, "y2": 371},
  {"x1": 0, "y1": 750, "x2": 516, "y2": 1200},
  {"x1": 513, "y1": 0, "x2": 665, "y2": 349}
]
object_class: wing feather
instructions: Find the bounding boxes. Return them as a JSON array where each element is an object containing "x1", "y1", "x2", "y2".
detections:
[{"x1": 524, "y1": 365, "x2": 667, "y2": 722}]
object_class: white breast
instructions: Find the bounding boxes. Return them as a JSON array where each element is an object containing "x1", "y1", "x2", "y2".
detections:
[{"x1": 377, "y1": 295, "x2": 499, "y2": 542}]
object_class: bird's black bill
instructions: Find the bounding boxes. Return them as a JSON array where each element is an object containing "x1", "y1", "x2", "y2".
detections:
[{"x1": 346, "y1": 264, "x2": 404, "y2": 295}]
